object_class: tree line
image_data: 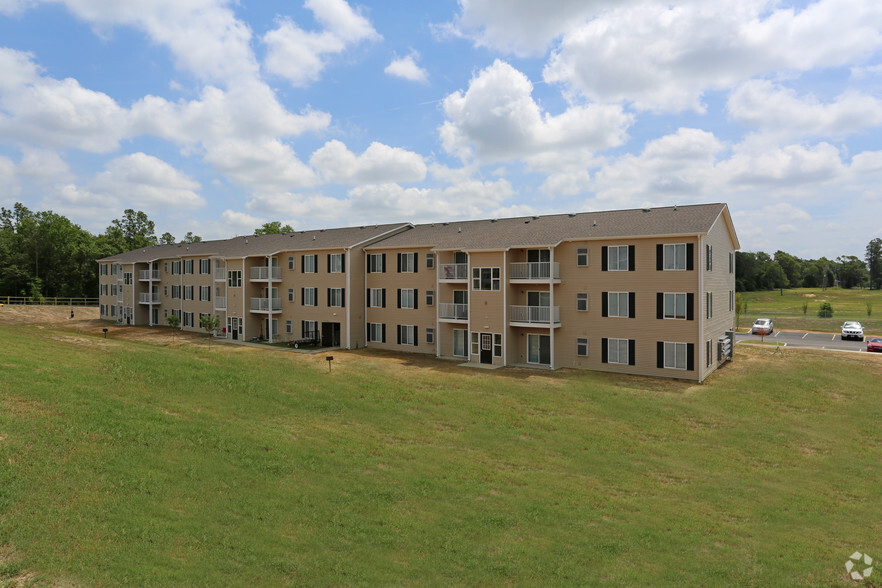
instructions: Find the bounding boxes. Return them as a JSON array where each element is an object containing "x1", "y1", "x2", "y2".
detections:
[
  {"x1": 0, "y1": 203, "x2": 297, "y2": 300},
  {"x1": 736, "y1": 240, "x2": 882, "y2": 292},
  {"x1": 2, "y1": 202, "x2": 880, "y2": 299}
]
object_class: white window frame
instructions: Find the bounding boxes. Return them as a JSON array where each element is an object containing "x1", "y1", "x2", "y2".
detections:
[
  {"x1": 577, "y1": 337, "x2": 589, "y2": 357},
  {"x1": 664, "y1": 341, "x2": 688, "y2": 370},
  {"x1": 664, "y1": 293, "x2": 687, "y2": 320},
  {"x1": 367, "y1": 253, "x2": 384, "y2": 273},
  {"x1": 472, "y1": 267, "x2": 501, "y2": 291},
  {"x1": 302, "y1": 320, "x2": 318, "y2": 339},
  {"x1": 329, "y1": 253, "x2": 343, "y2": 273},
  {"x1": 368, "y1": 322, "x2": 384, "y2": 343},
  {"x1": 663, "y1": 243, "x2": 687, "y2": 270},
  {"x1": 200, "y1": 286, "x2": 211, "y2": 301},
  {"x1": 493, "y1": 333, "x2": 502, "y2": 357},
  {"x1": 426, "y1": 252, "x2": 435, "y2": 269},
  {"x1": 426, "y1": 289, "x2": 434, "y2": 306},
  {"x1": 608, "y1": 245, "x2": 629, "y2": 271},
  {"x1": 400, "y1": 253, "x2": 416, "y2": 273},
  {"x1": 288, "y1": 256, "x2": 295, "y2": 270},
  {"x1": 303, "y1": 287, "x2": 317, "y2": 307},
  {"x1": 426, "y1": 327, "x2": 435, "y2": 344},
  {"x1": 453, "y1": 329, "x2": 467, "y2": 357},
  {"x1": 608, "y1": 292, "x2": 629, "y2": 318},
  {"x1": 329, "y1": 288, "x2": 344, "y2": 307},
  {"x1": 400, "y1": 288, "x2": 415, "y2": 309},
  {"x1": 303, "y1": 254, "x2": 317, "y2": 273},
  {"x1": 608, "y1": 338, "x2": 629, "y2": 365},
  {"x1": 471, "y1": 332, "x2": 479, "y2": 356},
  {"x1": 577, "y1": 247, "x2": 588, "y2": 267},
  {"x1": 228, "y1": 270, "x2": 241, "y2": 288},
  {"x1": 368, "y1": 288, "x2": 384, "y2": 308},
  {"x1": 184, "y1": 259, "x2": 194, "y2": 274},
  {"x1": 577, "y1": 292, "x2": 588, "y2": 311},
  {"x1": 400, "y1": 325, "x2": 416, "y2": 346},
  {"x1": 288, "y1": 288, "x2": 295, "y2": 302},
  {"x1": 200, "y1": 259, "x2": 210, "y2": 274},
  {"x1": 184, "y1": 285, "x2": 194, "y2": 301}
]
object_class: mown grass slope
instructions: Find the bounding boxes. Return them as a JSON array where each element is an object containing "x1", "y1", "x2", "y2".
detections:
[
  {"x1": 739, "y1": 287, "x2": 882, "y2": 334},
  {"x1": 2, "y1": 322, "x2": 882, "y2": 586}
]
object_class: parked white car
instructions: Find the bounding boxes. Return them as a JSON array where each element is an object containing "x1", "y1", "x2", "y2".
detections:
[
  {"x1": 751, "y1": 318, "x2": 774, "y2": 336},
  {"x1": 841, "y1": 321, "x2": 864, "y2": 341}
]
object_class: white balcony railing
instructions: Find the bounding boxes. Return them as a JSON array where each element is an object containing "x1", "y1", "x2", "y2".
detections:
[
  {"x1": 250, "y1": 297, "x2": 281, "y2": 312},
  {"x1": 250, "y1": 266, "x2": 281, "y2": 281},
  {"x1": 439, "y1": 263, "x2": 468, "y2": 280},
  {"x1": 214, "y1": 268, "x2": 226, "y2": 280},
  {"x1": 139, "y1": 270, "x2": 160, "y2": 281},
  {"x1": 139, "y1": 292, "x2": 160, "y2": 304},
  {"x1": 510, "y1": 305, "x2": 560, "y2": 325},
  {"x1": 509, "y1": 262, "x2": 560, "y2": 281},
  {"x1": 439, "y1": 302, "x2": 469, "y2": 320},
  {"x1": 215, "y1": 296, "x2": 227, "y2": 310}
]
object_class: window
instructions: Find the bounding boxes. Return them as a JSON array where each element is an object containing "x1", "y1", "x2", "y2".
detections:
[
  {"x1": 367, "y1": 323, "x2": 385, "y2": 343},
  {"x1": 286, "y1": 320, "x2": 293, "y2": 334},
  {"x1": 164, "y1": 309, "x2": 168, "y2": 318},
  {"x1": 123, "y1": 272, "x2": 133, "y2": 285},
  {"x1": 527, "y1": 334, "x2": 551, "y2": 365},
  {"x1": 607, "y1": 292, "x2": 630, "y2": 318},
  {"x1": 328, "y1": 288, "x2": 344, "y2": 307},
  {"x1": 729, "y1": 290, "x2": 734, "y2": 312},
  {"x1": 426, "y1": 290, "x2": 434, "y2": 306},
  {"x1": 426, "y1": 252, "x2": 435, "y2": 269},
  {"x1": 663, "y1": 244, "x2": 687, "y2": 270},
  {"x1": 471, "y1": 332, "x2": 479, "y2": 356},
  {"x1": 328, "y1": 253, "x2": 343, "y2": 273},
  {"x1": 663, "y1": 342, "x2": 688, "y2": 370},
  {"x1": 398, "y1": 252, "x2": 416, "y2": 273},
  {"x1": 183, "y1": 312, "x2": 194, "y2": 327},
  {"x1": 707, "y1": 292, "x2": 713, "y2": 319},
  {"x1": 729, "y1": 252, "x2": 734, "y2": 274},
  {"x1": 706, "y1": 244, "x2": 713, "y2": 271},
  {"x1": 367, "y1": 288, "x2": 385, "y2": 308},
  {"x1": 111, "y1": 264, "x2": 118, "y2": 275},
  {"x1": 111, "y1": 284, "x2": 117, "y2": 296},
  {"x1": 607, "y1": 338, "x2": 630, "y2": 365},
  {"x1": 111, "y1": 305, "x2": 116, "y2": 316},
  {"x1": 200, "y1": 286, "x2": 211, "y2": 301},
  {"x1": 398, "y1": 289, "x2": 417, "y2": 309},
  {"x1": 184, "y1": 286, "x2": 194, "y2": 301},
  {"x1": 200, "y1": 259, "x2": 210, "y2": 274},
  {"x1": 302, "y1": 320, "x2": 318, "y2": 340},
  {"x1": 577, "y1": 337, "x2": 589, "y2": 357},
  {"x1": 163, "y1": 262, "x2": 168, "y2": 273},
  {"x1": 663, "y1": 293, "x2": 687, "y2": 319},
  {"x1": 199, "y1": 312, "x2": 209, "y2": 326},
  {"x1": 302, "y1": 287, "x2": 317, "y2": 306},
  {"x1": 163, "y1": 285, "x2": 168, "y2": 296},
  {"x1": 472, "y1": 267, "x2": 501, "y2": 291},
  {"x1": 184, "y1": 259, "x2": 194, "y2": 274},
  {"x1": 494, "y1": 333, "x2": 502, "y2": 357},
  {"x1": 607, "y1": 245, "x2": 630, "y2": 271},
  {"x1": 228, "y1": 270, "x2": 242, "y2": 287},
  {"x1": 398, "y1": 325, "x2": 416, "y2": 346},
  {"x1": 577, "y1": 247, "x2": 588, "y2": 266},
  {"x1": 171, "y1": 285, "x2": 181, "y2": 299},
  {"x1": 367, "y1": 253, "x2": 385, "y2": 273},
  {"x1": 288, "y1": 288, "x2": 295, "y2": 302},
  {"x1": 453, "y1": 330, "x2": 467, "y2": 357},
  {"x1": 707, "y1": 340, "x2": 712, "y2": 367},
  {"x1": 100, "y1": 264, "x2": 108, "y2": 276},
  {"x1": 426, "y1": 328, "x2": 435, "y2": 344},
  {"x1": 301, "y1": 254, "x2": 317, "y2": 273},
  {"x1": 172, "y1": 261, "x2": 181, "y2": 275},
  {"x1": 288, "y1": 256, "x2": 295, "y2": 270},
  {"x1": 577, "y1": 292, "x2": 588, "y2": 311}
]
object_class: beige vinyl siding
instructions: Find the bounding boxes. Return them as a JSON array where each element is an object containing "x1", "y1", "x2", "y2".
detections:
[{"x1": 699, "y1": 213, "x2": 738, "y2": 381}]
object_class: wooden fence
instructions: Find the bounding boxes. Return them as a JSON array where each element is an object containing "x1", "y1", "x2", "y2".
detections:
[{"x1": 0, "y1": 296, "x2": 99, "y2": 307}]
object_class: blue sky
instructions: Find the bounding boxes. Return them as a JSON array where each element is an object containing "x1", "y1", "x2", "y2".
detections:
[{"x1": 1, "y1": 0, "x2": 881, "y2": 259}]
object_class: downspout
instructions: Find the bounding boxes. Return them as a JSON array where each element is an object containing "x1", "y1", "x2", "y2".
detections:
[
  {"x1": 242, "y1": 256, "x2": 246, "y2": 340},
  {"x1": 502, "y1": 249, "x2": 507, "y2": 367},
  {"x1": 697, "y1": 234, "x2": 705, "y2": 383},
  {"x1": 345, "y1": 248, "x2": 351, "y2": 349},
  {"x1": 363, "y1": 249, "x2": 368, "y2": 349},
  {"x1": 267, "y1": 255, "x2": 273, "y2": 344},
  {"x1": 467, "y1": 252, "x2": 472, "y2": 364},
  {"x1": 179, "y1": 259, "x2": 183, "y2": 331},
  {"x1": 548, "y1": 246, "x2": 554, "y2": 370},
  {"x1": 435, "y1": 250, "x2": 440, "y2": 358}
]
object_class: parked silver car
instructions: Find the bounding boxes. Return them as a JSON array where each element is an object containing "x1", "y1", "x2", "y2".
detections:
[
  {"x1": 841, "y1": 321, "x2": 864, "y2": 341},
  {"x1": 751, "y1": 318, "x2": 774, "y2": 336}
]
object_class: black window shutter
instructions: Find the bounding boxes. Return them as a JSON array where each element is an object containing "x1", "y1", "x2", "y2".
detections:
[
  {"x1": 687, "y1": 293, "x2": 694, "y2": 320},
  {"x1": 397, "y1": 253, "x2": 402, "y2": 272},
  {"x1": 381, "y1": 253, "x2": 386, "y2": 272},
  {"x1": 414, "y1": 289, "x2": 418, "y2": 309},
  {"x1": 628, "y1": 245, "x2": 635, "y2": 271},
  {"x1": 301, "y1": 288, "x2": 304, "y2": 306},
  {"x1": 687, "y1": 243, "x2": 694, "y2": 270},
  {"x1": 629, "y1": 339, "x2": 636, "y2": 365},
  {"x1": 629, "y1": 293, "x2": 636, "y2": 318},
  {"x1": 341, "y1": 288, "x2": 345, "y2": 307},
  {"x1": 414, "y1": 253, "x2": 418, "y2": 272},
  {"x1": 397, "y1": 289, "x2": 402, "y2": 309},
  {"x1": 657, "y1": 341, "x2": 664, "y2": 369},
  {"x1": 382, "y1": 289, "x2": 386, "y2": 308},
  {"x1": 601, "y1": 338, "x2": 608, "y2": 363},
  {"x1": 397, "y1": 325, "x2": 401, "y2": 345},
  {"x1": 327, "y1": 289, "x2": 331, "y2": 307},
  {"x1": 414, "y1": 326, "x2": 418, "y2": 344},
  {"x1": 300, "y1": 255, "x2": 305, "y2": 273},
  {"x1": 657, "y1": 293, "x2": 663, "y2": 319},
  {"x1": 342, "y1": 254, "x2": 346, "y2": 273},
  {"x1": 327, "y1": 254, "x2": 331, "y2": 273},
  {"x1": 687, "y1": 343, "x2": 695, "y2": 371},
  {"x1": 381, "y1": 323, "x2": 386, "y2": 343},
  {"x1": 366, "y1": 288, "x2": 370, "y2": 303},
  {"x1": 601, "y1": 292, "x2": 608, "y2": 317},
  {"x1": 601, "y1": 246, "x2": 608, "y2": 271},
  {"x1": 656, "y1": 244, "x2": 663, "y2": 271}
]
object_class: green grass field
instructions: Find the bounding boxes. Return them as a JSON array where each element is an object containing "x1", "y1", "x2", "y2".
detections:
[
  {"x1": 2, "y1": 320, "x2": 882, "y2": 586},
  {"x1": 739, "y1": 287, "x2": 882, "y2": 335}
]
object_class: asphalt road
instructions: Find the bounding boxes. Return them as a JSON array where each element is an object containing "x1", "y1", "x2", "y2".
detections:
[{"x1": 735, "y1": 330, "x2": 881, "y2": 353}]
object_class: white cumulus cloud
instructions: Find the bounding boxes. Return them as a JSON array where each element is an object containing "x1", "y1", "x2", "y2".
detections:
[
  {"x1": 310, "y1": 140, "x2": 427, "y2": 184},
  {"x1": 385, "y1": 52, "x2": 428, "y2": 82}
]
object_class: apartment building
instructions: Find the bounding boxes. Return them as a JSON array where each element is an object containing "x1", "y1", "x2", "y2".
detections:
[{"x1": 99, "y1": 203, "x2": 739, "y2": 382}]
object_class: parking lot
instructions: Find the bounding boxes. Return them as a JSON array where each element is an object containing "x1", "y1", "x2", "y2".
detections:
[{"x1": 735, "y1": 329, "x2": 877, "y2": 352}]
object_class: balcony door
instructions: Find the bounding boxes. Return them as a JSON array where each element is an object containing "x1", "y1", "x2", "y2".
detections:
[
  {"x1": 527, "y1": 249, "x2": 550, "y2": 263},
  {"x1": 480, "y1": 333, "x2": 493, "y2": 364},
  {"x1": 527, "y1": 334, "x2": 551, "y2": 365},
  {"x1": 527, "y1": 291, "x2": 550, "y2": 307}
]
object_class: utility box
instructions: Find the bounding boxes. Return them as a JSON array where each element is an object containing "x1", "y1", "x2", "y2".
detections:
[{"x1": 718, "y1": 330, "x2": 734, "y2": 361}]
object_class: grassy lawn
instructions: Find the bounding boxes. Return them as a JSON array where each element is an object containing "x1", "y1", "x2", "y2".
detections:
[
  {"x1": 739, "y1": 287, "x2": 882, "y2": 334},
  {"x1": 2, "y1": 321, "x2": 882, "y2": 586}
]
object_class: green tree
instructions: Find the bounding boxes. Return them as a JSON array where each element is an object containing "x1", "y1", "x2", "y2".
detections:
[
  {"x1": 774, "y1": 250, "x2": 802, "y2": 288},
  {"x1": 183, "y1": 232, "x2": 202, "y2": 243},
  {"x1": 761, "y1": 261, "x2": 789, "y2": 294},
  {"x1": 734, "y1": 293, "x2": 746, "y2": 328},
  {"x1": 254, "y1": 221, "x2": 294, "y2": 235},
  {"x1": 818, "y1": 301, "x2": 834, "y2": 318},
  {"x1": 836, "y1": 255, "x2": 869, "y2": 289},
  {"x1": 106, "y1": 209, "x2": 157, "y2": 252},
  {"x1": 199, "y1": 314, "x2": 221, "y2": 347},
  {"x1": 159, "y1": 232, "x2": 176, "y2": 245},
  {"x1": 166, "y1": 313, "x2": 180, "y2": 342},
  {"x1": 867, "y1": 238, "x2": 882, "y2": 290}
]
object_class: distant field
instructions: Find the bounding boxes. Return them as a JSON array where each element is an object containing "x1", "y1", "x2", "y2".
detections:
[
  {"x1": 739, "y1": 287, "x2": 882, "y2": 334},
  {"x1": 2, "y1": 309, "x2": 882, "y2": 586}
]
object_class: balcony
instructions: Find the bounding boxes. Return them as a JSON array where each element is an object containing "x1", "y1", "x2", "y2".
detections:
[
  {"x1": 139, "y1": 270, "x2": 160, "y2": 281},
  {"x1": 215, "y1": 296, "x2": 226, "y2": 310},
  {"x1": 250, "y1": 297, "x2": 281, "y2": 313},
  {"x1": 510, "y1": 305, "x2": 560, "y2": 327},
  {"x1": 509, "y1": 262, "x2": 560, "y2": 282},
  {"x1": 214, "y1": 268, "x2": 226, "y2": 281},
  {"x1": 139, "y1": 292, "x2": 160, "y2": 304},
  {"x1": 439, "y1": 302, "x2": 468, "y2": 323},
  {"x1": 249, "y1": 266, "x2": 281, "y2": 281},
  {"x1": 439, "y1": 263, "x2": 468, "y2": 282}
]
